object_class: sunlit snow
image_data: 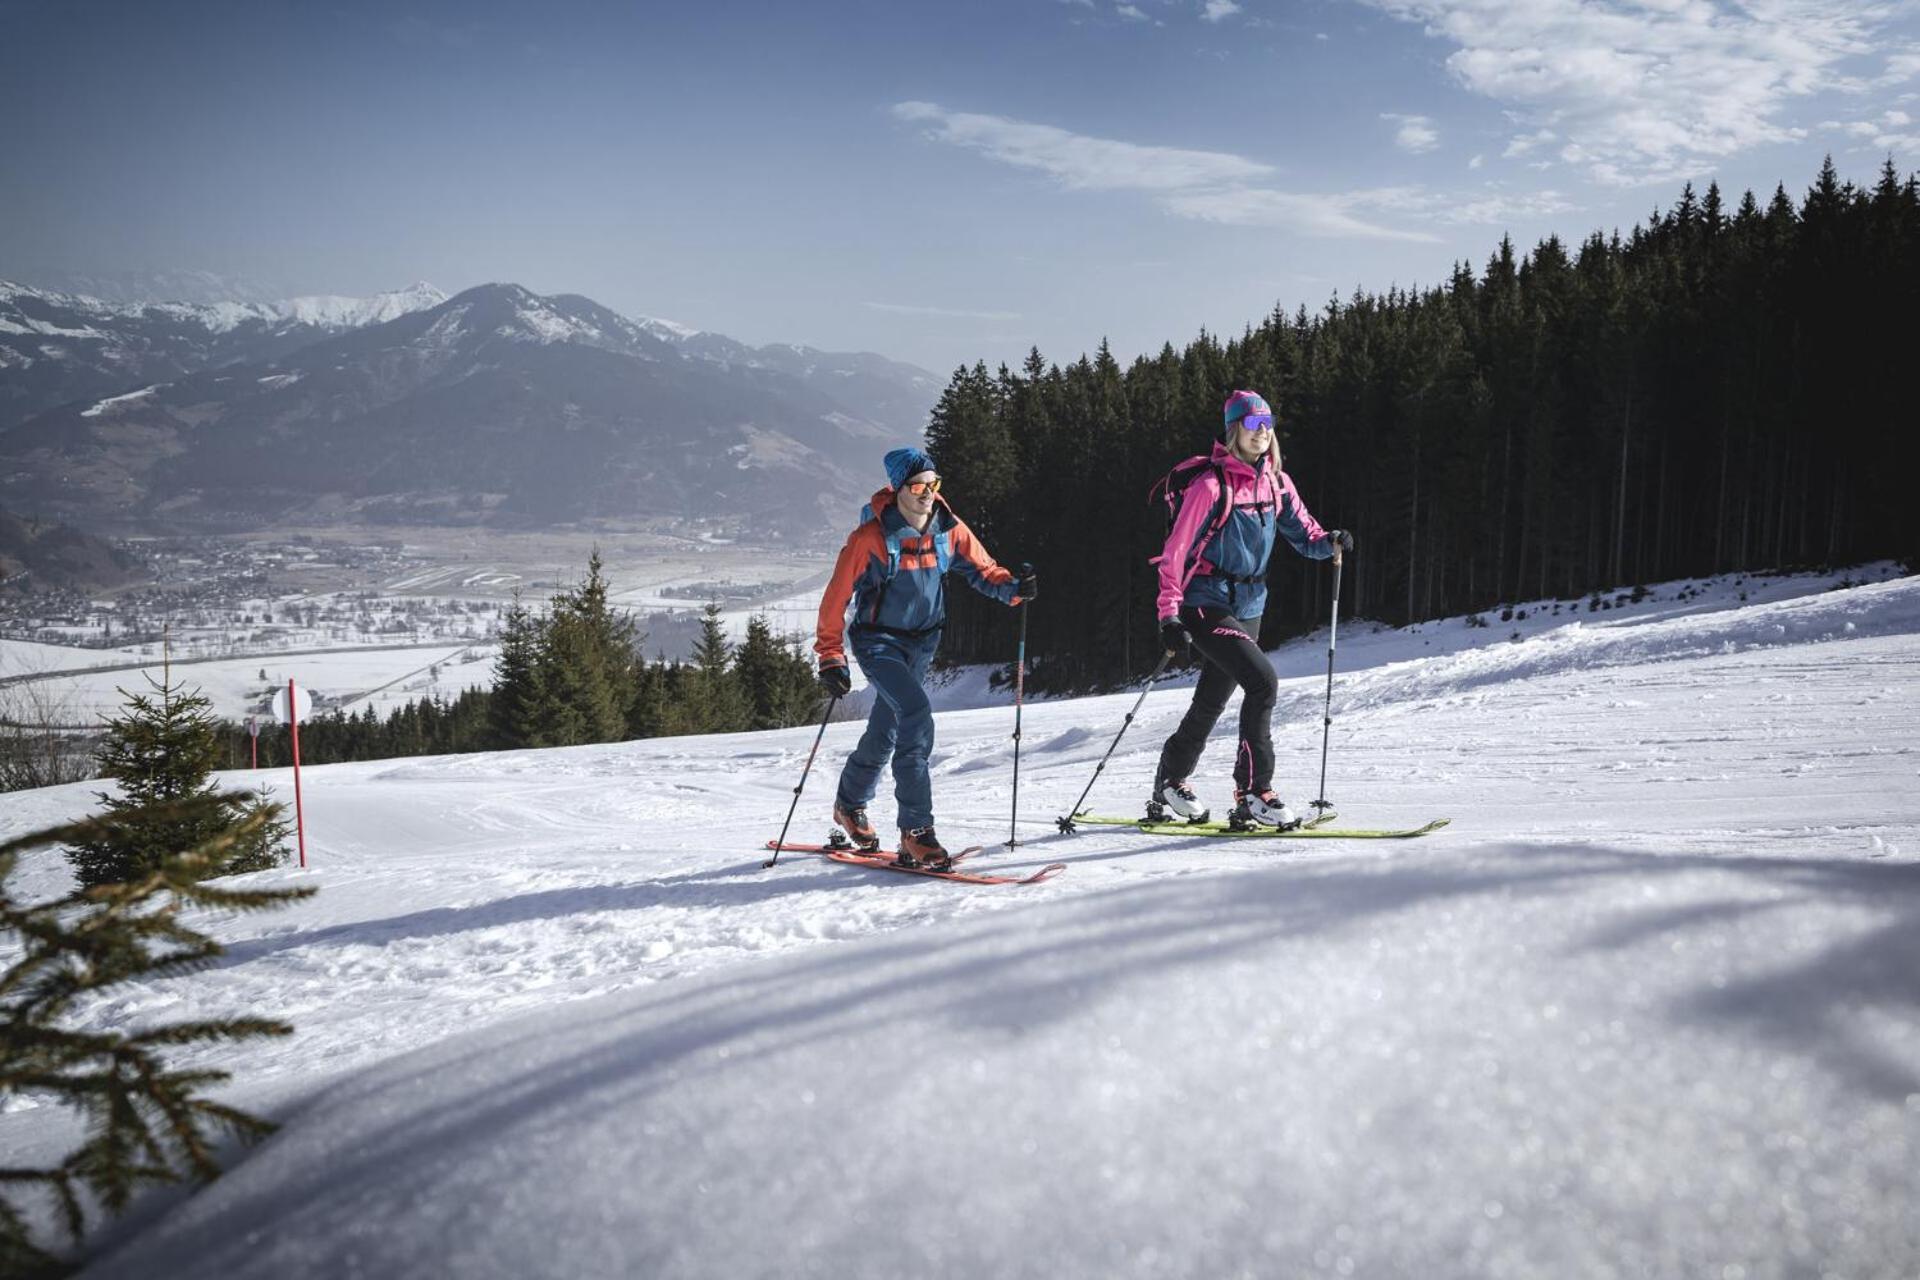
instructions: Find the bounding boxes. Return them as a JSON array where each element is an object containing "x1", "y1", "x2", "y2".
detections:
[{"x1": 1, "y1": 568, "x2": 1913, "y2": 1277}]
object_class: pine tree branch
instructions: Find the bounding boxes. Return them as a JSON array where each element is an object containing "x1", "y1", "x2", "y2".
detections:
[
  {"x1": 1, "y1": 784, "x2": 308, "y2": 1255},
  {"x1": 126, "y1": 1018, "x2": 292, "y2": 1047}
]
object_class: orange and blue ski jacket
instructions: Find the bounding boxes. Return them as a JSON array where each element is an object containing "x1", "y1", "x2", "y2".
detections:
[{"x1": 815, "y1": 487, "x2": 1019, "y2": 667}]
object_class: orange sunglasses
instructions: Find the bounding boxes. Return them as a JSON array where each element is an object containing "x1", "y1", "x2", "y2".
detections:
[{"x1": 902, "y1": 477, "x2": 942, "y2": 496}]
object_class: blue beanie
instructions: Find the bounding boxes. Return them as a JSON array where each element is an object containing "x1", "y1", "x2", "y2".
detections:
[{"x1": 884, "y1": 446, "x2": 936, "y2": 490}]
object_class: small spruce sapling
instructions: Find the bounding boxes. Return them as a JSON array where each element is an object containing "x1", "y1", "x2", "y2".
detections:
[{"x1": 1, "y1": 796, "x2": 314, "y2": 1276}]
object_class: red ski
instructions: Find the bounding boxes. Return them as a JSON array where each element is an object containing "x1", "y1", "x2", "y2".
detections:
[{"x1": 765, "y1": 840, "x2": 1066, "y2": 885}]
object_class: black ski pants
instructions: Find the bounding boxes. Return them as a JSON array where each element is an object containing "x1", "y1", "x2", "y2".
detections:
[{"x1": 1156, "y1": 607, "x2": 1277, "y2": 795}]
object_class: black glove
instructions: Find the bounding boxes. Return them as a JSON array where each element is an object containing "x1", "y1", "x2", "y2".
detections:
[
  {"x1": 1016, "y1": 563, "x2": 1038, "y2": 603},
  {"x1": 818, "y1": 664, "x2": 852, "y2": 697},
  {"x1": 1159, "y1": 618, "x2": 1189, "y2": 660},
  {"x1": 1330, "y1": 529, "x2": 1355, "y2": 555}
]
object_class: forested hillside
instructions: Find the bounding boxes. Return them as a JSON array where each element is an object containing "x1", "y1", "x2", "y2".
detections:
[{"x1": 927, "y1": 158, "x2": 1919, "y2": 689}]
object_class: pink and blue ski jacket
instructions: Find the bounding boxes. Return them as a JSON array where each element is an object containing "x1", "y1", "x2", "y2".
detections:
[{"x1": 1155, "y1": 442, "x2": 1333, "y2": 620}]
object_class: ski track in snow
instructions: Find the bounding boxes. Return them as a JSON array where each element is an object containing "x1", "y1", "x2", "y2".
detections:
[{"x1": 0, "y1": 569, "x2": 1915, "y2": 1274}]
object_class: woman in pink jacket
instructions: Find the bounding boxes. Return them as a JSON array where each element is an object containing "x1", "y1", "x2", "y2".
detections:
[{"x1": 1150, "y1": 390, "x2": 1352, "y2": 830}]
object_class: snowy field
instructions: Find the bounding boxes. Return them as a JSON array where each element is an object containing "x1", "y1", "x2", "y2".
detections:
[
  {"x1": 1, "y1": 566, "x2": 1915, "y2": 1277},
  {"x1": 0, "y1": 640, "x2": 498, "y2": 723}
]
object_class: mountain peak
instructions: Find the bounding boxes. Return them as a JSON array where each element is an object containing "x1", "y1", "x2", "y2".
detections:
[{"x1": 275, "y1": 282, "x2": 448, "y2": 328}]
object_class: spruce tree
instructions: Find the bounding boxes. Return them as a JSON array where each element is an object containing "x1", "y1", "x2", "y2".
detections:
[
  {"x1": 536, "y1": 551, "x2": 639, "y2": 746},
  {"x1": 533, "y1": 619, "x2": 592, "y2": 747},
  {"x1": 625, "y1": 661, "x2": 668, "y2": 739},
  {"x1": 683, "y1": 602, "x2": 750, "y2": 733},
  {"x1": 2, "y1": 797, "x2": 313, "y2": 1275},
  {"x1": 487, "y1": 594, "x2": 546, "y2": 750},
  {"x1": 543, "y1": 623, "x2": 620, "y2": 739},
  {"x1": 733, "y1": 614, "x2": 821, "y2": 730},
  {"x1": 66, "y1": 665, "x2": 286, "y2": 887}
]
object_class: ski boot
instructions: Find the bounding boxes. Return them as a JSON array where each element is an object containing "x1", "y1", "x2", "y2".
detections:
[
  {"x1": 1228, "y1": 789, "x2": 1301, "y2": 832},
  {"x1": 898, "y1": 826, "x2": 954, "y2": 872},
  {"x1": 1144, "y1": 778, "x2": 1209, "y2": 824},
  {"x1": 832, "y1": 800, "x2": 882, "y2": 852}
]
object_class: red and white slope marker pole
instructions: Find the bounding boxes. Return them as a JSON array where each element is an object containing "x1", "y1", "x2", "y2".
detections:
[{"x1": 275, "y1": 679, "x2": 311, "y2": 869}]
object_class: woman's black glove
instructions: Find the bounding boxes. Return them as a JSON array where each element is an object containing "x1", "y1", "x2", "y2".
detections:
[
  {"x1": 1330, "y1": 529, "x2": 1355, "y2": 554},
  {"x1": 819, "y1": 664, "x2": 852, "y2": 697},
  {"x1": 1159, "y1": 618, "x2": 1189, "y2": 660}
]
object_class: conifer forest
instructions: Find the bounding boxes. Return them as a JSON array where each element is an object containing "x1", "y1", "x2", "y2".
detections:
[{"x1": 926, "y1": 158, "x2": 1920, "y2": 690}]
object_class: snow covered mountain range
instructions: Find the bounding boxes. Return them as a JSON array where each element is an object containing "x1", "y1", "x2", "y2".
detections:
[
  {"x1": 0, "y1": 281, "x2": 449, "y2": 429},
  {"x1": 0, "y1": 280, "x2": 939, "y2": 534}
]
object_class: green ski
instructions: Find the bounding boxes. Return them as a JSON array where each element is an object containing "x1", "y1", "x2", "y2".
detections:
[{"x1": 1060, "y1": 813, "x2": 1449, "y2": 839}]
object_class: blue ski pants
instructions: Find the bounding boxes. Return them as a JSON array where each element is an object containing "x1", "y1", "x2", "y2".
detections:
[{"x1": 837, "y1": 626, "x2": 940, "y2": 831}]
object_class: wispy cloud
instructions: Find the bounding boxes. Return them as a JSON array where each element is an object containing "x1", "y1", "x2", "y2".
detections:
[
  {"x1": 1201, "y1": 0, "x2": 1243, "y2": 20},
  {"x1": 892, "y1": 101, "x2": 1272, "y2": 191},
  {"x1": 1312, "y1": 185, "x2": 1578, "y2": 226},
  {"x1": 1361, "y1": 0, "x2": 1911, "y2": 186},
  {"x1": 1384, "y1": 112, "x2": 1441, "y2": 153},
  {"x1": 1817, "y1": 109, "x2": 1920, "y2": 155},
  {"x1": 389, "y1": 15, "x2": 486, "y2": 50},
  {"x1": 1435, "y1": 189, "x2": 1578, "y2": 225},
  {"x1": 893, "y1": 101, "x2": 1442, "y2": 241},
  {"x1": 1882, "y1": 46, "x2": 1920, "y2": 84},
  {"x1": 864, "y1": 302, "x2": 1023, "y2": 321},
  {"x1": 1162, "y1": 187, "x2": 1438, "y2": 240},
  {"x1": 1503, "y1": 128, "x2": 1555, "y2": 159},
  {"x1": 1117, "y1": 4, "x2": 1153, "y2": 22}
]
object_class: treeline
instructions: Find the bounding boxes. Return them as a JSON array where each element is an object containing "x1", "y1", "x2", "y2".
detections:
[
  {"x1": 227, "y1": 553, "x2": 823, "y2": 767},
  {"x1": 927, "y1": 156, "x2": 1920, "y2": 690}
]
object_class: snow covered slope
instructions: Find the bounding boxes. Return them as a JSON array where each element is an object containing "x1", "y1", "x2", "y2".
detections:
[{"x1": 1, "y1": 569, "x2": 1914, "y2": 1277}]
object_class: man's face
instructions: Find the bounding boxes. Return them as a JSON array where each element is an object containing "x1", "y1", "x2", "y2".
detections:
[{"x1": 898, "y1": 470, "x2": 939, "y2": 518}]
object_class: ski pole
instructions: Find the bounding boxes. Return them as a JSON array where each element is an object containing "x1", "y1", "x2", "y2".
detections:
[
  {"x1": 763, "y1": 694, "x2": 840, "y2": 869},
  {"x1": 1056, "y1": 648, "x2": 1175, "y2": 833},
  {"x1": 1007, "y1": 565, "x2": 1031, "y2": 849},
  {"x1": 1311, "y1": 549, "x2": 1343, "y2": 818}
]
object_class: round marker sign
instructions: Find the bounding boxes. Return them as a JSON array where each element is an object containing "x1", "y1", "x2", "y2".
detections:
[{"x1": 271, "y1": 684, "x2": 314, "y2": 725}]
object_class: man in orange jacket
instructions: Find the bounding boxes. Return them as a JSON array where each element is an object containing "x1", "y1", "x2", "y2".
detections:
[{"x1": 815, "y1": 447, "x2": 1034, "y2": 870}]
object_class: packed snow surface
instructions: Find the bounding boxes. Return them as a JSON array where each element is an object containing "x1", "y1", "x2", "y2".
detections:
[{"x1": 0, "y1": 568, "x2": 1914, "y2": 1278}]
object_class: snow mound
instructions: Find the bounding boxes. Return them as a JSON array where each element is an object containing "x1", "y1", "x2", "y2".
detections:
[{"x1": 81, "y1": 842, "x2": 1920, "y2": 1280}]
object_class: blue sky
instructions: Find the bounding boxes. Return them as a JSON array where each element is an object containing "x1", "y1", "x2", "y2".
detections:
[{"x1": 4, "y1": 0, "x2": 1917, "y2": 372}]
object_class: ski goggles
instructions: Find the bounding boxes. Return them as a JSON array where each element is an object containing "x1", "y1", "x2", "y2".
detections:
[
  {"x1": 1234, "y1": 412, "x2": 1274, "y2": 433},
  {"x1": 901, "y1": 476, "x2": 942, "y2": 496}
]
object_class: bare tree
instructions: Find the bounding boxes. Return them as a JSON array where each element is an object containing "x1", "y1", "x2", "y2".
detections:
[{"x1": 0, "y1": 663, "x2": 95, "y2": 793}]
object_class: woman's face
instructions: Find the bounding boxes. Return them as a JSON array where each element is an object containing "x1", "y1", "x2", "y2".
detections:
[
  {"x1": 897, "y1": 470, "x2": 939, "y2": 520},
  {"x1": 1229, "y1": 418, "x2": 1272, "y2": 463}
]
